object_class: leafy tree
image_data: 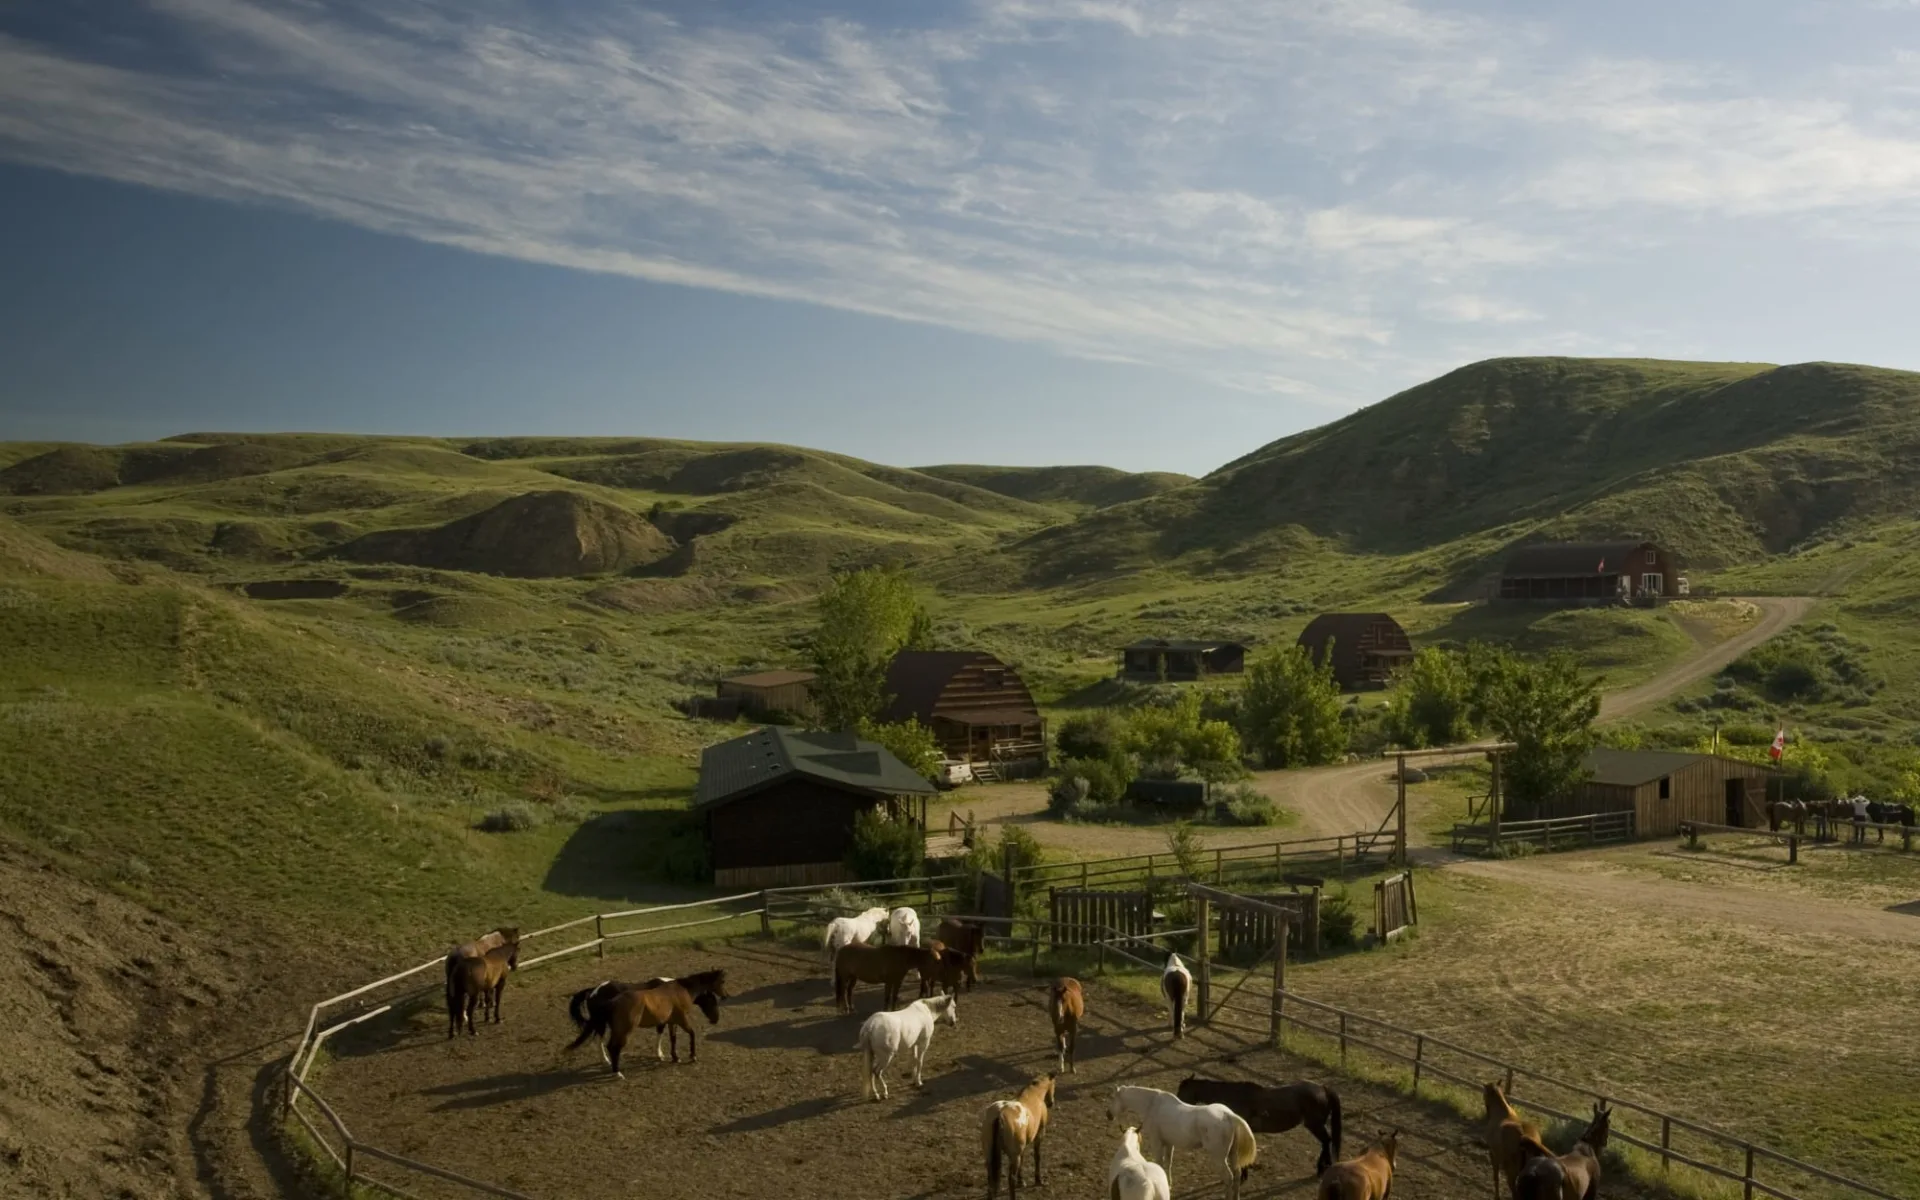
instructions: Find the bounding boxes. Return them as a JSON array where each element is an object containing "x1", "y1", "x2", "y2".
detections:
[
  {"x1": 1385, "y1": 647, "x2": 1476, "y2": 748},
  {"x1": 845, "y1": 807, "x2": 924, "y2": 881},
  {"x1": 1238, "y1": 643, "x2": 1348, "y2": 768},
  {"x1": 855, "y1": 717, "x2": 942, "y2": 779},
  {"x1": 1122, "y1": 692, "x2": 1246, "y2": 781},
  {"x1": 810, "y1": 566, "x2": 934, "y2": 729},
  {"x1": 1475, "y1": 649, "x2": 1601, "y2": 807},
  {"x1": 1054, "y1": 709, "x2": 1129, "y2": 764}
]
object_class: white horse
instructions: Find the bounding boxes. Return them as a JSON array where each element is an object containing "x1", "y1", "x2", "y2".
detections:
[
  {"x1": 823, "y1": 907, "x2": 891, "y2": 965},
  {"x1": 1160, "y1": 952, "x2": 1192, "y2": 1038},
  {"x1": 1108, "y1": 1084, "x2": 1257, "y2": 1200},
  {"x1": 1108, "y1": 1126, "x2": 1171, "y2": 1200},
  {"x1": 887, "y1": 906, "x2": 920, "y2": 947},
  {"x1": 854, "y1": 993, "x2": 958, "y2": 1100}
]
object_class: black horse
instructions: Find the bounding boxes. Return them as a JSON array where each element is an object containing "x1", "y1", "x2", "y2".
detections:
[
  {"x1": 1176, "y1": 1076, "x2": 1343, "y2": 1174},
  {"x1": 1866, "y1": 801, "x2": 1916, "y2": 841}
]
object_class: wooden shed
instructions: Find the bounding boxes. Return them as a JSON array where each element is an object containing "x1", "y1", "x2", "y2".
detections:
[
  {"x1": 1119, "y1": 639, "x2": 1248, "y2": 681},
  {"x1": 1516, "y1": 749, "x2": 1772, "y2": 836},
  {"x1": 1498, "y1": 541, "x2": 1679, "y2": 604},
  {"x1": 715, "y1": 669, "x2": 817, "y2": 721},
  {"x1": 1296, "y1": 613, "x2": 1413, "y2": 691},
  {"x1": 695, "y1": 726, "x2": 936, "y2": 888},
  {"x1": 879, "y1": 650, "x2": 1045, "y2": 778}
]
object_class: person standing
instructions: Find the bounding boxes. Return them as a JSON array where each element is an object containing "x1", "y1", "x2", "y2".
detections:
[{"x1": 1851, "y1": 794, "x2": 1870, "y2": 844}]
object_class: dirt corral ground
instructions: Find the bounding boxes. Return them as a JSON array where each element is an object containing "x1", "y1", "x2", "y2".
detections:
[{"x1": 320, "y1": 941, "x2": 1659, "y2": 1200}]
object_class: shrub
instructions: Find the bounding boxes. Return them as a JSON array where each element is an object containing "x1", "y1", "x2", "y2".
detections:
[
  {"x1": 550, "y1": 797, "x2": 593, "y2": 824},
  {"x1": 1055, "y1": 709, "x2": 1129, "y2": 763},
  {"x1": 1385, "y1": 647, "x2": 1476, "y2": 748},
  {"x1": 1320, "y1": 888, "x2": 1359, "y2": 949},
  {"x1": 1165, "y1": 821, "x2": 1205, "y2": 879},
  {"x1": 477, "y1": 803, "x2": 543, "y2": 832},
  {"x1": 846, "y1": 808, "x2": 924, "y2": 881},
  {"x1": 1047, "y1": 773, "x2": 1092, "y2": 818},
  {"x1": 855, "y1": 717, "x2": 942, "y2": 778},
  {"x1": 1211, "y1": 783, "x2": 1277, "y2": 826},
  {"x1": 658, "y1": 824, "x2": 711, "y2": 884},
  {"x1": 1240, "y1": 644, "x2": 1347, "y2": 768},
  {"x1": 1055, "y1": 755, "x2": 1133, "y2": 805}
]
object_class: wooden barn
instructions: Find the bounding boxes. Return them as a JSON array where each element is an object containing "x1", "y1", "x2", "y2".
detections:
[
  {"x1": 715, "y1": 669, "x2": 817, "y2": 721},
  {"x1": 1497, "y1": 540, "x2": 1680, "y2": 604},
  {"x1": 1296, "y1": 613, "x2": 1413, "y2": 691},
  {"x1": 695, "y1": 726, "x2": 935, "y2": 888},
  {"x1": 1119, "y1": 639, "x2": 1248, "y2": 681},
  {"x1": 879, "y1": 650, "x2": 1045, "y2": 778},
  {"x1": 1515, "y1": 749, "x2": 1773, "y2": 836}
]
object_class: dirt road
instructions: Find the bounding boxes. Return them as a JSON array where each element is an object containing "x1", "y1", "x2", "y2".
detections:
[{"x1": 1599, "y1": 596, "x2": 1814, "y2": 719}]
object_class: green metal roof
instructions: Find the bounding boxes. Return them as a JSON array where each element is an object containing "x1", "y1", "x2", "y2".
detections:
[
  {"x1": 693, "y1": 726, "x2": 936, "y2": 809},
  {"x1": 1583, "y1": 748, "x2": 1709, "y2": 787}
]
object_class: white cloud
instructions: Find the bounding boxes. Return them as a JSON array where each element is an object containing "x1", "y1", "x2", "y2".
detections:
[{"x1": 1, "y1": 1, "x2": 1918, "y2": 405}]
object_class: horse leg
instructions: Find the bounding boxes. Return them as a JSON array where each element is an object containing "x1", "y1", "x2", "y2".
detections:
[
  {"x1": 1311, "y1": 1116, "x2": 1333, "y2": 1174},
  {"x1": 655, "y1": 1024, "x2": 667, "y2": 1061},
  {"x1": 492, "y1": 979, "x2": 505, "y2": 1025},
  {"x1": 685, "y1": 1015, "x2": 697, "y2": 1063},
  {"x1": 1068, "y1": 1022, "x2": 1078, "y2": 1073},
  {"x1": 465, "y1": 992, "x2": 479, "y2": 1037},
  {"x1": 1032, "y1": 1134, "x2": 1043, "y2": 1187},
  {"x1": 608, "y1": 1026, "x2": 625, "y2": 1079}
]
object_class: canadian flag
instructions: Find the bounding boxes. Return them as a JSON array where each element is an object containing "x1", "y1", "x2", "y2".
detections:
[{"x1": 1770, "y1": 728, "x2": 1786, "y2": 762}]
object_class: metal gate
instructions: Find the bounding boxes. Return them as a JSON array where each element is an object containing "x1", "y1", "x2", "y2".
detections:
[{"x1": 1049, "y1": 888, "x2": 1152, "y2": 948}]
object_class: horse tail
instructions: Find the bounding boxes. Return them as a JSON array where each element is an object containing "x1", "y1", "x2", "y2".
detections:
[
  {"x1": 1326, "y1": 1086, "x2": 1343, "y2": 1159},
  {"x1": 1230, "y1": 1114, "x2": 1258, "y2": 1176},
  {"x1": 565, "y1": 984, "x2": 609, "y2": 1049},
  {"x1": 985, "y1": 1114, "x2": 1004, "y2": 1195}
]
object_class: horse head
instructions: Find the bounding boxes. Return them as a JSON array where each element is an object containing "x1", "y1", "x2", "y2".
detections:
[
  {"x1": 1381, "y1": 1129, "x2": 1401, "y2": 1163},
  {"x1": 938, "y1": 994, "x2": 959, "y2": 1026},
  {"x1": 1481, "y1": 1082, "x2": 1507, "y2": 1117},
  {"x1": 505, "y1": 943, "x2": 521, "y2": 971},
  {"x1": 693, "y1": 989, "x2": 723, "y2": 1025},
  {"x1": 1583, "y1": 1102, "x2": 1613, "y2": 1152},
  {"x1": 1040, "y1": 1073, "x2": 1057, "y2": 1108}
]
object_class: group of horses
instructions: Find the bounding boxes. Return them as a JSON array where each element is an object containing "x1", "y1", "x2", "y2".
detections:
[
  {"x1": 1484, "y1": 1081, "x2": 1612, "y2": 1200},
  {"x1": 1768, "y1": 795, "x2": 1916, "y2": 841}
]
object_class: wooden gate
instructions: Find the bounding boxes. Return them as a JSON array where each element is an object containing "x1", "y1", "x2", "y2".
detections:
[
  {"x1": 1216, "y1": 890, "x2": 1320, "y2": 959},
  {"x1": 1049, "y1": 888, "x2": 1152, "y2": 948},
  {"x1": 1373, "y1": 871, "x2": 1417, "y2": 943}
]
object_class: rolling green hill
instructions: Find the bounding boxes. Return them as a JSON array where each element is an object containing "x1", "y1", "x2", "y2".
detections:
[{"x1": 913, "y1": 463, "x2": 1193, "y2": 512}]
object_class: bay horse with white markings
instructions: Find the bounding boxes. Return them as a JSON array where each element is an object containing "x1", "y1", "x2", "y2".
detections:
[
  {"x1": 1048, "y1": 978, "x2": 1084, "y2": 1074},
  {"x1": 836, "y1": 942, "x2": 937, "y2": 1013},
  {"x1": 1178, "y1": 1076, "x2": 1343, "y2": 1174},
  {"x1": 444, "y1": 928, "x2": 519, "y2": 1038},
  {"x1": 980, "y1": 1073, "x2": 1056, "y2": 1199},
  {"x1": 565, "y1": 970, "x2": 726, "y2": 1075},
  {"x1": 1515, "y1": 1102, "x2": 1610, "y2": 1200}
]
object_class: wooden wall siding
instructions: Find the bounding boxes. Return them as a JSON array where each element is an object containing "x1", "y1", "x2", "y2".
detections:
[
  {"x1": 716, "y1": 679, "x2": 816, "y2": 719},
  {"x1": 1217, "y1": 893, "x2": 1319, "y2": 957},
  {"x1": 1048, "y1": 888, "x2": 1153, "y2": 947},
  {"x1": 1527, "y1": 756, "x2": 1771, "y2": 836},
  {"x1": 1499, "y1": 543, "x2": 1680, "y2": 603},
  {"x1": 714, "y1": 861, "x2": 849, "y2": 888},
  {"x1": 705, "y1": 779, "x2": 879, "y2": 871},
  {"x1": 924, "y1": 661, "x2": 1044, "y2": 760}
]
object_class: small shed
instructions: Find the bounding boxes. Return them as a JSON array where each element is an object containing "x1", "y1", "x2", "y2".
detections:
[
  {"x1": 1498, "y1": 541, "x2": 1679, "y2": 604},
  {"x1": 716, "y1": 669, "x2": 817, "y2": 721},
  {"x1": 1296, "y1": 614, "x2": 1413, "y2": 691},
  {"x1": 1519, "y1": 749, "x2": 1772, "y2": 836},
  {"x1": 695, "y1": 726, "x2": 936, "y2": 888},
  {"x1": 879, "y1": 650, "x2": 1045, "y2": 775},
  {"x1": 1119, "y1": 639, "x2": 1247, "y2": 681}
]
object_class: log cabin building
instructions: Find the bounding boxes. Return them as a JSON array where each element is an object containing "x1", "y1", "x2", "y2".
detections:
[
  {"x1": 695, "y1": 726, "x2": 936, "y2": 887},
  {"x1": 879, "y1": 650, "x2": 1045, "y2": 779},
  {"x1": 1119, "y1": 639, "x2": 1248, "y2": 681},
  {"x1": 1514, "y1": 748, "x2": 1772, "y2": 837},
  {"x1": 1498, "y1": 540, "x2": 1679, "y2": 604},
  {"x1": 1296, "y1": 613, "x2": 1413, "y2": 691},
  {"x1": 714, "y1": 669, "x2": 817, "y2": 721}
]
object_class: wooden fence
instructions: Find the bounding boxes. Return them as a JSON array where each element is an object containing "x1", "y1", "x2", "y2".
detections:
[
  {"x1": 1451, "y1": 810, "x2": 1636, "y2": 856},
  {"x1": 1048, "y1": 888, "x2": 1153, "y2": 947},
  {"x1": 1009, "y1": 828, "x2": 1393, "y2": 894},
  {"x1": 1372, "y1": 871, "x2": 1416, "y2": 943}
]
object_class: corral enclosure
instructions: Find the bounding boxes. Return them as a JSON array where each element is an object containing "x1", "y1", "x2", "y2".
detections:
[{"x1": 318, "y1": 942, "x2": 1663, "y2": 1200}]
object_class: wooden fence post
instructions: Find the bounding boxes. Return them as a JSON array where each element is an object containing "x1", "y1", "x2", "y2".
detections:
[
  {"x1": 1080, "y1": 861, "x2": 1088, "y2": 890},
  {"x1": 1660, "y1": 1116, "x2": 1672, "y2": 1170},
  {"x1": 1270, "y1": 919, "x2": 1286, "y2": 1044},
  {"x1": 1338, "y1": 1012, "x2": 1348, "y2": 1066},
  {"x1": 1396, "y1": 754, "x2": 1409, "y2": 868},
  {"x1": 344, "y1": 1142, "x2": 356, "y2": 1195},
  {"x1": 1503, "y1": 1066, "x2": 1514, "y2": 1097},
  {"x1": 1214, "y1": 846, "x2": 1223, "y2": 883},
  {"x1": 1196, "y1": 896, "x2": 1211, "y2": 1027},
  {"x1": 595, "y1": 914, "x2": 605, "y2": 959},
  {"x1": 1411, "y1": 1035, "x2": 1425, "y2": 1093},
  {"x1": 1744, "y1": 1145, "x2": 1755, "y2": 1200},
  {"x1": 759, "y1": 892, "x2": 771, "y2": 937}
]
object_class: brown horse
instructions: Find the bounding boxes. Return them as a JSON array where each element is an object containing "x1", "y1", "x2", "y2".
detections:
[
  {"x1": 980, "y1": 1073, "x2": 1056, "y2": 1200},
  {"x1": 1514, "y1": 1102, "x2": 1611, "y2": 1200},
  {"x1": 565, "y1": 972, "x2": 724, "y2": 1075},
  {"x1": 920, "y1": 942, "x2": 981, "y2": 997},
  {"x1": 1482, "y1": 1082, "x2": 1548, "y2": 1200},
  {"x1": 835, "y1": 942, "x2": 937, "y2": 1013},
  {"x1": 1767, "y1": 799, "x2": 1806, "y2": 833},
  {"x1": 936, "y1": 917, "x2": 987, "y2": 958},
  {"x1": 444, "y1": 929, "x2": 520, "y2": 1038},
  {"x1": 1048, "y1": 978, "x2": 1083, "y2": 1074},
  {"x1": 1178, "y1": 1076, "x2": 1343, "y2": 1175},
  {"x1": 1317, "y1": 1130, "x2": 1397, "y2": 1200}
]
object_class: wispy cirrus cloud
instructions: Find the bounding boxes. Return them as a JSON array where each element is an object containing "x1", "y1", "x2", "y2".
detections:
[{"x1": 3, "y1": 0, "x2": 1920, "y2": 407}]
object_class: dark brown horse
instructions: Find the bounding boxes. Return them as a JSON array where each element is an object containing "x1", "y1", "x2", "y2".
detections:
[
  {"x1": 566, "y1": 971, "x2": 725, "y2": 1075},
  {"x1": 835, "y1": 942, "x2": 937, "y2": 1013},
  {"x1": 935, "y1": 917, "x2": 987, "y2": 958},
  {"x1": 1178, "y1": 1076, "x2": 1344, "y2": 1174},
  {"x1": 444, "y1": 928, "x2": 520, "y2": 1038},
  {"x1": 918, "y1": 941, "x2": 980, "y2": 998},
  {"x1": 1514, "y1": 1102, "x2": 1611, "y2": 1200}
]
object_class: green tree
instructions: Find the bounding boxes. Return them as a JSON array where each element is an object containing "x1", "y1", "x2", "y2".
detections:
[
  {"x1": 1386, "y1": 647, "x2": 1476, "y2": 748},
  {"x1": 810, "y1": 566, "x2": 934, "y2": 729},
  {"x1": 845, "y1": 807, "x2": 925, "y2": 881},
  {"x1": 1238, "y1": 643, "x2": 1347, "y2": 769},
  {"x1": 1475, "y1": 649, "x2": 1601, "y2": 807},
  {"x1": 855, "y1": 718, "x2": 942, "y2": 779},
  {"x1": 1054, "y1": 709, "x2": 1129, "y2": 764},
  {"x1": 1122, "y1": 692, "x2": 1246, "y2": 781}
]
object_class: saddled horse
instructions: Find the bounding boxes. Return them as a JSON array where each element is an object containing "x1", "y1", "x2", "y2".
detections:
[
  {"x1": 1767, "y1": 798, "x2": 1807, "y2": 833},
  {"x1": 1317, "y1": 1130, "x2": 1397, "y2": 1200},
  {"x1": 1178, "y1": 1076, "x2": 1343, "y2": 1174},
  {"x1": 1867, "y1": 801, "x2": 1916, "y2": 841},
  {"x1": 1482, "y1": 1082, "x2": 1549, "y2": 1200},
  {"x1": 565, "y1": 971, "x2": 725, "y2": 1075},
  {"x1": 980, "y1": 1073, "x2": 1056, "y2": 1199},
  {"x1": 835, "y1": 942, "x2": 937, "y2": 1013},
  {"x1": 1514, "y1": 1101, "x2": 1610, "y2": 1200},
  {"x1": 445, "y1": 928, "x2": 520, "y2": 1038}
]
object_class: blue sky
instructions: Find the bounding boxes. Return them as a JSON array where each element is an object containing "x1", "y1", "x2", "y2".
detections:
[{"x1": 4, "y1": 1, "x2": 1920, "y2": 475}]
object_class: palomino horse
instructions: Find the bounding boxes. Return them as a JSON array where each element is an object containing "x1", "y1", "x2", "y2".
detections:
[
  {"x1": 1107, "y1": 1127, "x2": 1171, "y2": 1200},
  {"x1": 1048, "y1": 978, "x2": 1084, "y2": 1074},
  {"x1": 1160, "y1": 954, "x2": 1191, "y2": 1038},
  {"x1": 823, "y1": 907, "x2": 891, "y2": 965},
  {"x1": 980, "y1": 1073, "x2": 1056, "y2": 1199},
  {"x1": 1178, "y1": 1076, "x2": 1344, "y2": 1175},
  {"x1": 1317, "y1": 1130, "x2": 1398, "y2": 1200},
  {"x1": 835, "y1": 942, "x2": 937, "y2": 1013},
  {"x1": 1482, "y1": 1082, "x2": 1549, "y2": 1200},
  {"x1": 565, "y1": 971, "x2": 725, "y2": 1075},
  {"x1": 1108, "y1": 1085, "x2": 1258, "y2": 1200},
  {"x1": 444, "y1": 928, "x2": 520, "y2": 1038},
  {"x1": 1514, "y1": 1102, "x2": 1611, "y2": 1200},
  {"x1": 919, "y1": 942, "x2": 980, "y2": 997},
  {"x1": 854, "y1": 993, "x2": 958, "y2": 1099}
]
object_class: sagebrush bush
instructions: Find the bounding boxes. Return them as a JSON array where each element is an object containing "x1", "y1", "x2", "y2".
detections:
[
  {"x1": 1054, "y1": 755, "x2": 1132, "y2": 805},
  {"x1": 1320, "y1": 888, "x2": 1359, "y2": 948},
  {"x1": 1212, "y1": 783, "x2": 1277, "y2": 826},
  {"x1": 477, "y1": 803, "x2": 543, "y2": 833},
  {"x1": 846, "y1": 808, "x2": 923, "y2": 881}
]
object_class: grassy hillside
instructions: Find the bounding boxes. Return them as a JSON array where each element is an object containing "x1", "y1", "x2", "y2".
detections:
[
  {"x1": 913, "y1": 463, "x2": 1193, "y2": 512},
  {"x1": 1013, "y1": 358, "x2": 1920, "y2": 583}
]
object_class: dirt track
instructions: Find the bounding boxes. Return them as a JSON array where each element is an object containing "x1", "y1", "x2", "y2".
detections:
[
  {"x1": 1599, "y1": 596, "x2": 1814, "y2": 719},
  {"x1": 319, "y1": 943, "x2": 1659, "y2": 1200}
]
